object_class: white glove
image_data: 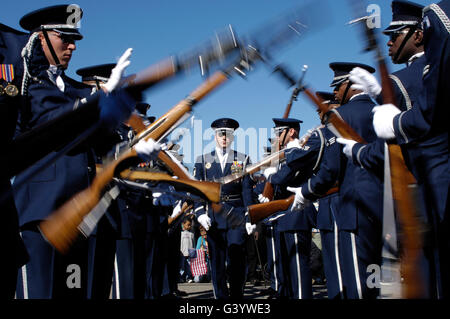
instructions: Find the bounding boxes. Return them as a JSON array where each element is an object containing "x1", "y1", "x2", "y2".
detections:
[
  {"x1": 285, "y1": 139, "x2": 301, "y2": 149},
  {"x1": 258, "y1": 194, "x2": 270, "y2": 203},
  {"x1": 103, "y1": 48, "x2": 133, "y2": 93},
  {"x1": 263, "y1": 167, "x2": 277, "y2": 179},
  {"x1": 134, "y1": 138, "x2": 161, "y2": 161},
  {"x1": 246, "y1": 222, "x2": 257, "y2": 235},
  {"x1": 336, "y1": 137, "x2": 357, "y2": 159},
  {"x1": 372, "y1": 103, "x2": 400, "y2": 140},
  {"x1": 152, "y1": 192, "x2": 175, "y2": 206},
  {"x1": 170, "y1": 201, "x2": 183, "y2": 218},
  {"x1": 197, "y1": 214, "x2": 211, "y2": 231},
  {"x1": 286, "y1": 186, "x2": 307, "y2": 212},
  {"x1": 349, "y1": 67, "x2": 381, "y2": 98}
]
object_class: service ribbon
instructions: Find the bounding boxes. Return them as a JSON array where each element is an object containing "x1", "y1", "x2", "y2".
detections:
[{"x1": 0, "y1": 64, "x2": 14, "y2": 82}]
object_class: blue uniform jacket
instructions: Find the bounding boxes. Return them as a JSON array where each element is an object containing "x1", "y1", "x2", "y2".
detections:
[
  {"x1": 13, "y1": 68, "x2": 97, "y2": 227},
  {"x1": 392, "y1": 1, "x2": 450, "y2": 146},
  {"x1": 269, "y1": 132, "x2": 323, "y2": 231},
  {"x1": 303, "y1": 95, "x2": 383, "y2": 231},
  {"x1": 314, "y1": 127, "x2": 340, "y2": 231},
  {"x1": 391, "y1": 1, "x2": 449, "y2": 223},
  {"x1": 194, "y1": 150, "x2": 253, "y2": 229},
  {"x1": 0, "y1": 23, "x2": 30, "y2": 269}
]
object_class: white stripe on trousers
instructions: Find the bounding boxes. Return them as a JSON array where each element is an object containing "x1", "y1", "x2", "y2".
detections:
[
  {"x1": 113, "y1": 253, "x2": 120, "y2": 299},
  {"x1": 333, "y1": 221, "x2": 344, "y2": 298},
  {"x1": 294, "y1": 233, "x2": 302, "y2": 299},
  {"x1": 271, "y1": 227, "x2": 278, "y2": 291},
  {"x1": 19, "y1": 232, "x2": 29, "y2": 299},
  {"x1": 350, "y1": 232, "x2": 363, "y2": 299}
]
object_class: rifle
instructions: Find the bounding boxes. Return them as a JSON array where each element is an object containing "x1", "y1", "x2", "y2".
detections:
[
  {"x1": 283, "y1": 65, "x2": 308, "y2": 118},
  {"x1": 118, "y1": 169, "x2": 221, "y2": 203},
  {"x1": 217, "y1": 149, "x2": 285, "y2": 184},
  {"x1": 4, "y1": 27, "x2": 239, "y2": 182},
  {"x1": 39, "y1": 69, "x2": 231, "y2": 253},
  {"x1": 348, "y1": 0, "x2": 425, "y2": 298},
  {"x1": 39, "y1": 4, "x2": 321, "y2": 253},
  {"x1": 249, "y1": 185, "x2": 339, "y2": 224}
]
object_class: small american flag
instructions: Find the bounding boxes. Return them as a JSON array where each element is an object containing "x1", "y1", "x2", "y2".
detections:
[{"x1": 190, "y1": 249, "x2": 208, "y2": 276}]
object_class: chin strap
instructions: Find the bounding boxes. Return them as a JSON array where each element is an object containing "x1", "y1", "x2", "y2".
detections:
[
  {"x1": 41, "y1": 29, "x2": 62, "y2": 68},
  {"x1": 341, "y1": 80, "x2": 351, "y2": 104},
  {"x1": 393, "y1": 25, "x2": 419, "y2": 63}
]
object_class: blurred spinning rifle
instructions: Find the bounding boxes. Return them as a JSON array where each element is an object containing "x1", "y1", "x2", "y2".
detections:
[
  {"x1": 347, "y1": 0, "x2": 425, "y2": 299},
  {"x1": 39, "y1": 1, "x2": 325, "y2": 254},
  {"x1": 214, "y1": 65, "x2": 307, "y2": 189},
  {"x1": 3, "y1": 26, "x2": 240, "y2": 183},
  {"x1": 282, "y1": 64, "x2": 309, "y2": 118},
  {"x1": 248, "y1": 54, "x2": 370, "y2": 222}
]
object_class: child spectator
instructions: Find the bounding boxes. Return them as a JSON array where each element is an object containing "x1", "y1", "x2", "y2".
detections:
[
  {"x1": 180, "y1": 216, "x2": 195, "y2": 283},
  {"x1": 194, "y1": 226, "x2": 210, "y2": 283}
]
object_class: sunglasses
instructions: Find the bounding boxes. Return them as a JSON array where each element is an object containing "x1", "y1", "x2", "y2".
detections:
[
  {"x1": 389, "y1": 30, "x2": 409, "y2": 42},
  {"x1": 51, "y1": 32, "x2": 78, "y2": 44},
  {"x1": 216, "y1": 130, "x2": 233, "y2": 138},
  {"x1": 334, "y1": 79, "x2": 348, "y2": 92}
]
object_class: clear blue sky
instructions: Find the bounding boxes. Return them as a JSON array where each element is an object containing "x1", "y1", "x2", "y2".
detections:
[{"x1": 2, "y1": 0, "x2": 432, "y2": 170}]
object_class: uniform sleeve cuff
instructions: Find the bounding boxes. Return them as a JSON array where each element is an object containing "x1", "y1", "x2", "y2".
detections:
[{"x1": 393, "y1": 112, "x2": 409, "y2": 145}]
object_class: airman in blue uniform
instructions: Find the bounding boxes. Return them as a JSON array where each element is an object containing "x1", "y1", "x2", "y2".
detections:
[
  {"x1": 313, "y1": 91, "x2": 344, "y2": 299},
  {"x1": 370, "y1": 0, "x2": 450, "y2": 298},
  {"x1": 0, "y1": 22, "x2": 29, "y2": 299},
  {"x1": 12, "y1": 5, "x2": 138, "y2": 299},
  {"x1": 261, "y1": 117, "x2": 320, "y2": 299},
  {"x1": 339, "y1": 1, "x2": 445, "y2": 298},
  {"x1": 289, "y1": 62, "x2": 384, "y2": 299},
  {"x1": 194, "y1": 117, "x2": 253, "y2": 299}
]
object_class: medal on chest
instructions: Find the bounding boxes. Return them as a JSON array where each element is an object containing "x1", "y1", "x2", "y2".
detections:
[
  {"x1": 0, "y1": 64, "x2": 19, "y2": 97},
  {"x1": 230, "y1": 160, "x2": 243, "y2": 174}
]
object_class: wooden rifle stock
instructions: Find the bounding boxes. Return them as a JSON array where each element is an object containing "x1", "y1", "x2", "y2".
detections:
[
  {"x1": 262, "y1": 182, "x2": 275, "y2": 201},
  {"x1": 125, "y1": 113, "x2": 147, "y2": 133},
  {"x1": 118, "y1": 170, "x2": 221, "y2": 203},
  {"x1": 39, "y1": 71, "x2": 229, "y2": 254},
  {"x1": 157, "y1": 150, "x2": 192, "y2": 180},
  {"x1": 249, "y1": 195, "x2": 294, "y2": 224},
  {"x1": 250, "y1": 186, "x2": 339, "y2": 224},
  {"x1": 377, "y1": 50, "x2": 424, "y2": 300}
]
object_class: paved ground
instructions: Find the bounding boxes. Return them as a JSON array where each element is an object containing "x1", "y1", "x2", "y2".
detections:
[{"x1": 176, "y1": 281, "x2": 328, "y2": 299}]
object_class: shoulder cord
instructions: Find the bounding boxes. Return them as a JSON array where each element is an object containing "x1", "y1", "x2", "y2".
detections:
[
  {"x1": 425, "y1": 3, "x2": 450, "y2": 34},
  {"x1": 20, "y1": 32, "x2": 39, "y2": 96}
]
